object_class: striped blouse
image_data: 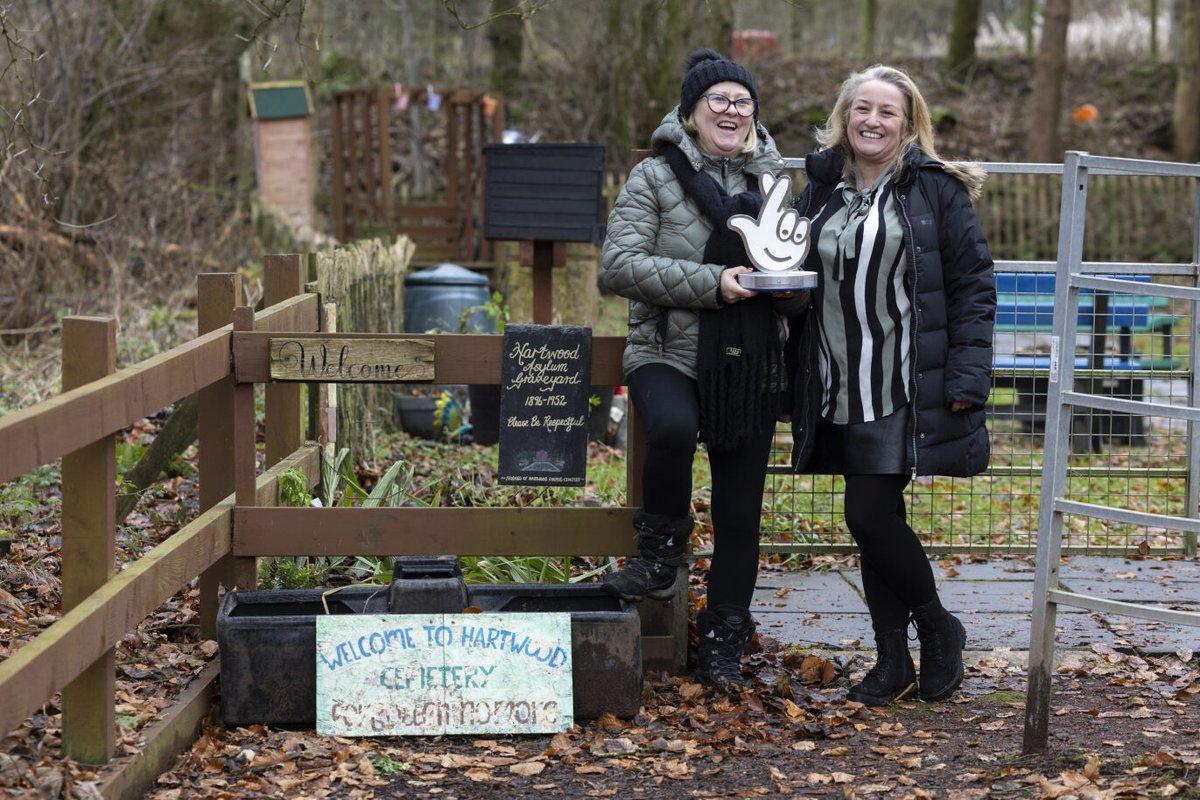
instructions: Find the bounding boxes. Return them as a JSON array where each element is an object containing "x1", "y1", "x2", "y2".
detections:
[{"x1": 810, "y1": 176, "x2": 913, "y2": 424}]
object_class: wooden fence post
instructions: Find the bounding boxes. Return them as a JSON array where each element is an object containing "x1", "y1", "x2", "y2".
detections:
[
  {"x1": 197, "y1": 273, "x2": 241, "y2": 638},
  {"x1": 60, "y1": 316, "x2": 117, "y2": 763},
  {"x1": 231, "y1": 306, "x2": 260, "y2": 590},
  {"x1": 264, "y1": 254, "x2": 307, "y2": 468}
]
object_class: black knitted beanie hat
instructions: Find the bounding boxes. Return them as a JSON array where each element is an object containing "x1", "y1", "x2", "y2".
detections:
[{"x1": 679, "y1": 48, "x2": 759, "y2": 119}]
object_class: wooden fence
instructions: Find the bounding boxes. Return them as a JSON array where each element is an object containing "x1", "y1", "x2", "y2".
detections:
[
  {"x1": 604, "y1": 168, "x2": 1200, "y2": 265},
  {"x1": 0, "y1": 255, "x2": 666, "y2": 798}
]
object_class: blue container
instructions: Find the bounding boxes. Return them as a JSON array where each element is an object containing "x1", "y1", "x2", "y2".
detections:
[{"x1": 403, "y1": 263, "x2": 493, "y2": 333}]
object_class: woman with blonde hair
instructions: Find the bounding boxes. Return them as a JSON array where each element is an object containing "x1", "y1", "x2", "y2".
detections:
[{"x1": 789, "y1": 64, "x2": 995, "y2": 705}]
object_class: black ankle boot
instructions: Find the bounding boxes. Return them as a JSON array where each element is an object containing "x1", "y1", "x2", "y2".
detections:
[
  {"x1": 694, "y1": 605, "x2": 756, "y2": 690},
  {"x1": 847, "y1": 627, "x2": 917, "y2": 706},
  {"x1": 911, "y1": 598, "x2": 967, "y2": 701},
  {"x1": 602, "y1": 512, "x2": 691, "y2": 601}
]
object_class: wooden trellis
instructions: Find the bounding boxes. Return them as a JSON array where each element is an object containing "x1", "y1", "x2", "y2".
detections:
[{"x1": 330, "y1": 86, "x2": 505, "y2": 267}]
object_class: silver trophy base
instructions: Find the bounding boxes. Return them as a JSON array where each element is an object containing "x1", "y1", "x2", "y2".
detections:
[{"x1": 737, "y1": 270, "x2": 818, "y2": 291}]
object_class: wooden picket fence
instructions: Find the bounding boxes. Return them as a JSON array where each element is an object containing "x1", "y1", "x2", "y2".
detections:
[{"x1": 0, "y1": 254, "x2": 667, "y2": 798}]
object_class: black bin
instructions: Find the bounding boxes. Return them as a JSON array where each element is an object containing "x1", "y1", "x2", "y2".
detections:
[{"x1": 403, "y1": 263, "x2": 494, "y2": 334}]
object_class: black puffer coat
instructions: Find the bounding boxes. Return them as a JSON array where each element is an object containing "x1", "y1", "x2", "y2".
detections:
[{"x1": 789, "y1": 146, "x2": 996, "y2": 478}]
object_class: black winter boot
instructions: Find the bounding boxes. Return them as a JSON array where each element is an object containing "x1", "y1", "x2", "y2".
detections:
[
  {"x1": 911, "y1": 598, "x2": 967, "y2": 701},
  {"x1": 847, "y1": 627, "x2": 917, "y2": 706},
  {"x1": 694, "y1": 605, "x2": 756, "y2": 690},
  {"x1": 602, "y1": 512, "x2": 691, "y2": 601}
]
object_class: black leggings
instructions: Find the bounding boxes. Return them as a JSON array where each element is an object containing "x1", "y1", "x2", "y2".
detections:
[
  {"x1": 843, "y1": 474, "x2": 937, "y2": 630},
  {"x1": 627, "y1": 363, "x2": 774, "y2": 611}
]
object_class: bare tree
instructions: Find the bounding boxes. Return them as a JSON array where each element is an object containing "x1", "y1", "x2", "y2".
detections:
[
  {"x1": 704, "y1": 0, "x2": 735, "y2": 54},
  {"x1": 1026, "y1": 0, "x2": 1071, "y2": 162},
  {"x1": 1173, "y1": 0, "x2": 1200, "y2": 160},
  {"x1": 1149, "y1": 0, "x2": 1159, "y2": 60},
  {"x1": 0, "y1": 0, "x2": 307, "y2": 329},
  {"x1": 944, "y1": 0, "x2": 981, "y2": 80},
  {"x1": 860, "y1": 0, "x2": 877, "y2": 58},
  {"x1": 485, "y1": 0, "x2": 523, "y2": 95},
  {"x1": 1022, "y1": 0, "x2": 1036, "y2": 59}
]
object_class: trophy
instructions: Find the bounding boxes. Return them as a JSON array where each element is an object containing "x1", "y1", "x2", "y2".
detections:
[{"x1": 728, "y1": 173, "x2": 818, "y2": 291}]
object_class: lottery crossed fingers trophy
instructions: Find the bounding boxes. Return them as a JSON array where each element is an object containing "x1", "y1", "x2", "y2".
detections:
[{"x1": 728, "y1": 173, "x2": 818, "y2": 291}]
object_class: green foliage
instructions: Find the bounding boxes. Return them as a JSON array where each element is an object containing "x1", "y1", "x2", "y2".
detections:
[
  {"x1": 22, "y1": 464, "x2": 61, "y2": 490},
  {"x1": 278, "y1": 468, "x2": 313, "y2": 507},
  {"x1": 459, "y1": 555, "x2": 608, "y2": 585},
  {"x1": 460, "y1": 291, "x2": 510, "y2": 334},
  {"x1": 370, "y1": 754, "x2": 412, "y2": 776},
  {"x1": 803, "y1": 105, "x2": 830, "y2": 126},
  {"x1": 116, "y1": 442, "x2": 147, "y2": 476},
  {"x1": 316, "y1": 51, "x2": 366, "y2": 99},
  {"x1": 259, "y1": 558, "x2": 322, "y2": 590},
  {"x1": 260, "y1": 450, "x2": 435, "y2": 589},
  {"x1": 0, "y1": 465, "x2": 60, "y2": 528}
]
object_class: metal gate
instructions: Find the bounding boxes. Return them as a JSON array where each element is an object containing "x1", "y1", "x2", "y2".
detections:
[
  {"x1": 1022, "y1": 151, "x2": 1200, "y2": 752},
  {"x1": 769, "y1": 155, "x2": 1199, "y2": 557}
]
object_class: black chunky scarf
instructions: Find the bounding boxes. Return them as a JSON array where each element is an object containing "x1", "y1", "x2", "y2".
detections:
[{"x1": 662, "y1": 143, "x2": 784, "y2": 451}]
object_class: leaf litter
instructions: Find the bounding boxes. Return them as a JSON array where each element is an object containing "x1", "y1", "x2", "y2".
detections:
[{"x1": 0, "y1": 427, "x2": 1197, "y2": 798}]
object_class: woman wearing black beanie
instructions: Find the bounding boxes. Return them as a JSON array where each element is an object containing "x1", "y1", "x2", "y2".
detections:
[{"x1": 600, "y1": 49, "x2": 806, "y2": 689}]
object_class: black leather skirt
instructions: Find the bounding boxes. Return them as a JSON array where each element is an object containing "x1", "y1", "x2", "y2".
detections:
[{"x1": 802, "y1": 404, "x2": 910, "y2": 475}]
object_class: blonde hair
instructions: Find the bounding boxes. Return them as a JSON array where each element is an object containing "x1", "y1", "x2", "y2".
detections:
[
  {"x1": 815, "y1": 64, "x2": 985, "y2": 198},
  {"x1": 681, "y1": 106, "x2": 759, "y2": 155}
]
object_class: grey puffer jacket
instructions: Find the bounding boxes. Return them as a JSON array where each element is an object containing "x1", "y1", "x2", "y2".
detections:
[{"x1": 600, "y1": 108, "x2": 800, "y2": 379}]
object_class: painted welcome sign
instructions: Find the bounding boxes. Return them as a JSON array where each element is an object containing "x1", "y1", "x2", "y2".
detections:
[
  {"x1": 315, "y1": 612, "x2": 574, "y2": 736},
  {"x1": 268, "y1": 337, "x2": 435, "y2": 382}
]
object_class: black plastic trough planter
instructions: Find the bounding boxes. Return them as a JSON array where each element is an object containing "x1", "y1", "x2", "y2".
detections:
[
  {"x1": 468, "y1": 584, "x2": 642, "y2": 720},
  {"x1": 217, "y1": 587, "x2": 389, "y2": 727},
  {"x1": 217, "y1": 582, "x2": 641, "y2": 726}
]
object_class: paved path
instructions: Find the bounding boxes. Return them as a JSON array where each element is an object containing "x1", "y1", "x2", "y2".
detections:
[{"x1": 751, "y1": 556, "x2": 1200, "y2": 656}]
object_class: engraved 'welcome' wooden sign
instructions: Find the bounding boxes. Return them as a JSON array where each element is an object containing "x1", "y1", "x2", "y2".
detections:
[{"x1": 269, "y1": 337, "x2": 435, "y2": 382}]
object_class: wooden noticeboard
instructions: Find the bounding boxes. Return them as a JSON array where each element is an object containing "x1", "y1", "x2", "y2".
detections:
[
  {"x1": 497, "y1": 324, "x2": 592, "y2": 486},
  {"x1": 315, "y1": 613, "x2": 574, "y2": 736}
]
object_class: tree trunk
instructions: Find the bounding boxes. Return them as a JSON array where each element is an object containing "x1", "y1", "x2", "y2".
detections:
[
  {"x1": 486, "y1": 1, "x2": 523, "y2": 96},
  {"x1": 702, "y1": 0, "x2": 735, "y2": 55},
  {"x1": 1027, "y1": 0, "x2": 1071, "y2": 162},
  {"x1": 115, "y1": 396, "x2": 199, "y2": 524},
  {"x1": 397, "y1": 0, "x2": 427, "y2": 198},
  {"x1": 860, "y1": 0, "x2": 877, "y2": 58},
  {"x1": 1149, "y1": 0, "x2": 1159, "y2": 60},
  {"x1": 1023, "y1": 0, "x2": 1036, "y2": 59},
  {"x1": 1173, "y1": 0, "x2": 1200, "y2": 160},
  {"x1": 944, "y1": 0, "x2": 982, "y2": 79},
  {"x1": 642, "y1": 0, "x2": 686, "y2": 124},
  {"x1": 789, "y1": 1, "x2": 808, "y2": 57}
]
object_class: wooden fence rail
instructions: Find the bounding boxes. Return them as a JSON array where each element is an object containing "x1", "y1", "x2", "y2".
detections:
[
  {"x1": 0, "y1": 258, "x2": 321, "y2": 795},
  {"x1": 0, "y1": 256, "x2": 657, "y2": 798}
]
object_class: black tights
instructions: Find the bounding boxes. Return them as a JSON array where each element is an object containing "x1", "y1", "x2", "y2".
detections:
[
  {"x1": 627, "y1": 363, "x2": 774, "y2": 611},
  {"x1": 843, "y1": 474, "x2": 937, "y2": 631}
]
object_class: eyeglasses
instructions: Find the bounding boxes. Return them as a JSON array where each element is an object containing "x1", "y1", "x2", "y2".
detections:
[{"x1": 704, "y1": 94, "x2": 756, "y2": 117}]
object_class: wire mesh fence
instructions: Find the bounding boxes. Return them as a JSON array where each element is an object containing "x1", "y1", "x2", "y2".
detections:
[{"x1": 759, "y1": 163, "x2": 1198, "y2": 558}]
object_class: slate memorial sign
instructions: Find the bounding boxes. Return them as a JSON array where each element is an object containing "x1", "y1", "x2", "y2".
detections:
[
  {"x1": 498, "y1": 324, "x2": 592, "y2": 486},
  {"x1": 315, "y1": 612, "x2": 574, "y2": 737}
]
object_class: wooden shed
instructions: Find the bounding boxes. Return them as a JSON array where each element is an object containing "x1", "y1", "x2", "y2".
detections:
[{"x1": 248, "y1": 81, "x2": 316, "y2": 231}]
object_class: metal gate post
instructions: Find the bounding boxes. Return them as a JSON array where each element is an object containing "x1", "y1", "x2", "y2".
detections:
[
  {"x1": 1023, "y1": 152, "x2": 1200, "y2": 753},
  {"x1": 1023, "y1": 151, "x2": 1090, "y2": 754}
]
